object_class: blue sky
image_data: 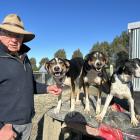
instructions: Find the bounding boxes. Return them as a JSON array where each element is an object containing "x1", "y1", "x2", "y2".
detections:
[{"x1": 0, "y1": 0, "x2": 140, "y2": 65}]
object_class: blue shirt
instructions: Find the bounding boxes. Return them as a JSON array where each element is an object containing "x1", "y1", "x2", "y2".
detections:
[{"x1": 0, "y1": 44, "x2": 47, "y2": 127}]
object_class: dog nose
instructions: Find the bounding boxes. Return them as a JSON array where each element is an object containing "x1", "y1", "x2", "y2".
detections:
[
  {"x1": 96, "y1": 62, "x2": 101, "y2": 66},
  {"x1": 54, "y1": 66, "x2": 60, "y2": 71}
]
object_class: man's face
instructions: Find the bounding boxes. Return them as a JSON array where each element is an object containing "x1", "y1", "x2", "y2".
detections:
[{"x1": 0, "y1": 29, "x2": 24, "y2": 53}]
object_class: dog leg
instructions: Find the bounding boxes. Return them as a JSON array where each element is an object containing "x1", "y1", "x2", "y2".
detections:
[
  {"x1": 75, "y1": 88, "x2": 81, "y2": 105},
  {"x1": 96, "y1": 94, "x2": 113, "y2": 122},
  {"x1": 70, "y1": 98, "x2": 75, "y2": 112},
  {"x1": 84, "y1": 87, "x2": 90, "y2": 114},
  {"x1": 70, "y1": 84, "x2": 76, "y2": 112},
  {"x1": 54, "y1": 94, "x2": 62, "y2": 114},
  {"x1": 96, "y1": 90, "x2": 101, "y2": 114},
  {"x1": 69, "y1": 92, "x2": 76, "y2": 117},
  {"x1": 70, "y1": 81, "x2": 75, "y2": 112},
  {"x1": 128, "y1": 97, "x2": 139, "y2": 126}
]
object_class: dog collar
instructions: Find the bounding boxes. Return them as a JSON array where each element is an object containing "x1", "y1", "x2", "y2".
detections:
[
  {"x1": 54, "y1": 76, "x2": 65, "y2": 87},
  {"x1": 98, "y1": 72, "x2": 103, "y2": 77}
]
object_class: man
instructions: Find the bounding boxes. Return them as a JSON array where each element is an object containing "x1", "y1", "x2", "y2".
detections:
[{"x1": 0, "y1": 14, "x2": 62, "y2": 140}]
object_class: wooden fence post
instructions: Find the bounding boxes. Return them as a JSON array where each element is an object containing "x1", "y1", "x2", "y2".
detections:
[{"x1": 43, "y1": 113, "x2": 62, "y2": 140}]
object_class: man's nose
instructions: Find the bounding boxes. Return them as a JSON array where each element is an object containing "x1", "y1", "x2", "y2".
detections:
[{"x1": 11, "y1": 37, "x2": 18, "y2": 42}]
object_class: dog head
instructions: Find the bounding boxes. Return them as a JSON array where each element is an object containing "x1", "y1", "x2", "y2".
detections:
[
  {"x1": 117, "y1": 58, "x2": 140, "y2": 82},
  {"x1": 132, "y1": 58, "x2": 140, "y2": 77},
  {"x1": 85, "y1": 51, "x2": 107, "y2": 72},
  {"x1": 45, "y1": 58, "x2": 70, "y2": 79}
]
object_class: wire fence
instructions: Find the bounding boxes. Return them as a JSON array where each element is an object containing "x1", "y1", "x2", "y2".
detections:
[{"x1": 33, "y1": 72, "x2": 51, "y2": 84}]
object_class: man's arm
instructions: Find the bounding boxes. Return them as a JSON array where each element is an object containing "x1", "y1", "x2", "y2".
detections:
[
  {"x1": 34, "y1": 80, "x2": 62, "y2": 96},
  {"x1": 47, "y1": 84, "x2": 62, "y2": 95}
]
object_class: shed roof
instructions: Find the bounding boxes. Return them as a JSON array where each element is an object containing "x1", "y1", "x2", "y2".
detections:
[{"x1": 128, "y1": 21, "x2": 140, "y2": 30}]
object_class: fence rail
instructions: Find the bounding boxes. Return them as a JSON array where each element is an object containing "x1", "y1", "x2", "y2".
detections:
[{"x1": 33, "y1": 72, "x2": 51, "y2": 84}]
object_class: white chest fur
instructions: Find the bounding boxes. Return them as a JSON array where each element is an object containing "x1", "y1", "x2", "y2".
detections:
[
  {"x1": 84, "y1": 69, "x2": 102, "y2": 85},
  {"x1": 53, "y1": 76, "x2": 71, "y2": 87},
  {"x1": 110, "y1": 75, "x2": 132, "y2": 99},
  {"x1": 63, "y1": 77, "x2": 71, "y2": 86}
]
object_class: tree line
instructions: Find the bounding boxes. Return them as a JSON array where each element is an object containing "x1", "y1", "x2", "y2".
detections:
[{"x1": 30, "y1": 31, "x2": 129, "y2": 71}]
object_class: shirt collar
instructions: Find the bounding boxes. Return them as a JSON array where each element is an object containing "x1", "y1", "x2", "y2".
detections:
[{"x1": 0, "y1": 43, "x2": 30, "y2": 56}]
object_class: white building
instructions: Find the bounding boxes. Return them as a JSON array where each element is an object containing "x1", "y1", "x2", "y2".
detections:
[{"x1": 128, "y1": 21, "x2": 140, "y2": 91}]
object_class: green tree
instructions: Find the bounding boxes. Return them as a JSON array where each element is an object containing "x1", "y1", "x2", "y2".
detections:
[
  {"x1": 54, "y1": 49, "x2": 67, "y2": 59},
  {"x1": 90, "y1": 42, "x2": 100, "y2": 52},
  {"x1": 72, "y1": 48, "x2": 83, "y2": 58},
  {"x1": 29, "y1": 57, "x2": 38, "y2": 71},
  {"x1": 115, "y1": 51, "x2": 129, "y2": 67},
  {"x1": 120, "y1": 31, "x2": 129, "y2": 52},
  {"x1": 111, "y1": 31, "x2": 129, "y2": 54},
  {"x1": 90, "y1": 41, "x2": 110, "y2": 57},
  {"x1": 110, "y1": 31, "x2": 129, "y2": 68},
  {"x1": 38, "y1": 57, "x2": 49, "y2": 69}
]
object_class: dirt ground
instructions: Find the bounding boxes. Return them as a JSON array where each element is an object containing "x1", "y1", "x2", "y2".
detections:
[
  {"x1": 29, "y1": 83, "x2": 140, "y2": 140},
  {"x1": 29, "y1": 87, "x2": 99, "y2": 140},
  {"x1": 30, "y1": 94, "x2": 57, "y2": 140},
  {"x1": 30, "y1": 90, "x2": 71, "y2": 140}
]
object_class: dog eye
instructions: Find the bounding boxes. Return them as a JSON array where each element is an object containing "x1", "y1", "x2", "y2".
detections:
[
  {"x1": 91, "y1": 57, "x2": 96, "y2": 61},
  {"x1": 50, "y1": 62, "x2": 55, "y2": 65},
  {"x1": 59, "y1": 62, "x2": 64, "y2": 65},
  {"x1": 100, "y1": 58, "x2": 104, "y2": 61}
]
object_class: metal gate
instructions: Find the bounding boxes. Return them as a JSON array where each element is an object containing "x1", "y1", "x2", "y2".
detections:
[{"x1": 128, "y1": 21, "x2": 140, "y2": 91}]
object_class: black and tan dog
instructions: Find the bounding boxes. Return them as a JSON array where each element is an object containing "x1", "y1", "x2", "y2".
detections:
[
  {"x1": 45, "y1": 57, "x2": 84, "y2": 114},
  {"x1": 96, "y1": 58, "x2": 140, "y2": 126},
  {"x1": 78, "y1": 51, "x2": 109, "y2": 114}
]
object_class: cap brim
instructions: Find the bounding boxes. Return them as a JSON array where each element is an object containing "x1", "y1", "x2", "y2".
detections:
[
  {"x1": 0, "y1": 24, "x2": 35, "y2": 42},
  {"x1": 23, "y1": 33, "x2": 35, "y2": 42}
]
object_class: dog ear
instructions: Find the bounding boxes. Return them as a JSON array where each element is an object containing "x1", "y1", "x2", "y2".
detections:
[
  {"x1": 84, "y1": 54, "x2": 92, "y2": 66},
  {"x1": 132, "y1": 58, "x2": 140, "y2": 67},
  {"x1": 103, "y1": 53, "x2": 108, "y2": 64},
  {"x1": 64, "y1": 59, "x2": 70, "y2": 68},
  {"x1": 44, "y1": 62, "x2": 50, "y2": 72},
  {"x1": 104, "y1": 57, "x2": 108, "y2": 64},
  {"x1": 117, "y1": 66, "x2": 124, "y2": 74},
  {"x1": 84, "y1": 53, "x2": 91, "y2": 61}
]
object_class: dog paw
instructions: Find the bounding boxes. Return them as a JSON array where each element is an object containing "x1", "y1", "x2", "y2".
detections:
[
  {"x1": 54, "y1": 108, "x2": 60, "y2": 114},
  {"x1": 131, "y1": 118, "x2": 139, "y2": 127},
  {"x1": 95, "y1": 110, "x2": 101, "y2": 115},
  {"x1": 96, "y1": 108, "x2": 101, "y2": 115},
  {"x1": 84, "y1": 108, "x2": 90, "y2": 114},
  {"x1": 95, "y1": 114, "x2": 103, "y2": 122}
]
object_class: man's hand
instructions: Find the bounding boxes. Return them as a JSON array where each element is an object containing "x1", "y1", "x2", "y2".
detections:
[
  {"x1": 47, "y1": 85, "x2": 62, "y2": 95},
  {"x1": 0, "y1": 124, "x2": 17, "y2": 140}
]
